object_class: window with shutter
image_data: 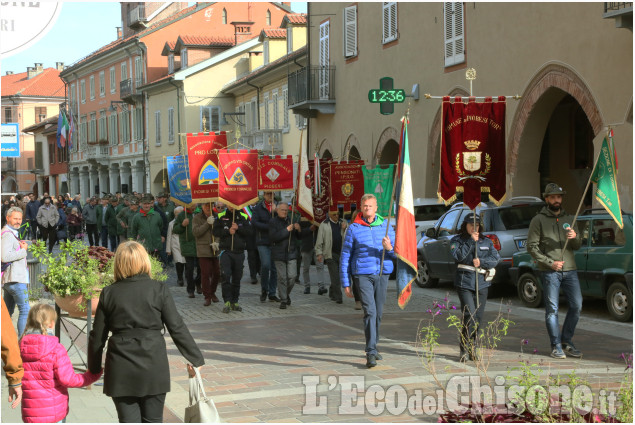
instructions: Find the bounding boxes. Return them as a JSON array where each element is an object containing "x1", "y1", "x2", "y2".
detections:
[
  {"x1": 89, "y1": 76, "x2": 95, "y2": 100},
  {"x1": 344, "y1": 6, "x2": 357, "y2": 58},
  {"x1": 99, "y1": 71, "x2": 105, "y2": 97},
  {"x1": 168, "y1": 55, "x2": 174, "y2": 74},
  {"x1": 444, "y1": 2, "x2": 465, "y2": 67},
  {"x1": 110, "y1": 67, "x2": 116, "y2": 93},
  {"x1": 80, "y1": 80, "x2": 86, "y2": 103},
  {"x1": 382, "y1": 2, "x2": 397, "y2": 44},
  {"x1": 264, "y1": 40, "x2": 269, "y2": 65},
  {"x1": 264, "y1": 94, "x2": 270, "y2": 129},
  {"x1": 272, "y1": 91, "x2": 279, "y2": 129},
  {"x1": 168, "y1": 108, "x2": 174, "y2": 143},
  {"x1": 135, "y1": 57, "x2": 143, "y2": 88},
  {"x1": 282, "y1": 87, "x2": 289, "y2": 130},
  {"x1": 121, "y1": 62, "x2": 127, "y2": 81},
  {"x1": 319, "y1": 21, "x2": 330, "y2": 99},
  {"x1": 200, "y1": 106, "x2": 221, "y2": 132}
]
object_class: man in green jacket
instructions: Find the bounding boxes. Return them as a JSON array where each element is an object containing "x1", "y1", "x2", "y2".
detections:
[
  {"x1": 116, "y1": 197, "x2": 138, "y2": 241},
  {"x1": 130, "y1": 194, "x2": 165, "y2": 257},
  {"x1": 527, "y1": 183, "x2": 583, "y2": 360},
  {"x1": 104, "y1": 195, "x2": 119, "y2": 252},
  {"x1": 115, "y1": 196, "x2": 129, "y2": 243},
  {"x1": 172, "y1": 205, "x2": 200, "y2": 298}
]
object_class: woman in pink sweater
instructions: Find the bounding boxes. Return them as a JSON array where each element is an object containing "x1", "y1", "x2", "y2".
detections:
[{"x1": 19, "y1": 304, "x2": 102, "y2": 423}]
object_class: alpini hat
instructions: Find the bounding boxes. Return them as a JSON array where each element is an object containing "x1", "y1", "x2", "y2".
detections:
[
  {"x1": 542, "y1": 183, "x2": 566, "y2": 198},
  {"x1": 140, "y1": 194, "x2": 155, "y2": 203}
]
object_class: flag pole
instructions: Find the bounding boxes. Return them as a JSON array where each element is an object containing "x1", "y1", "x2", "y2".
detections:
[
  {"x1": 289, "y1": 129, "x2": 304, "y2": 252},
  {"x1": 560, "y1": 131, "x2": 607, "y2": 258},
  {"x1": 380, "y1": 113, "x2": 407, "y2": 277}
]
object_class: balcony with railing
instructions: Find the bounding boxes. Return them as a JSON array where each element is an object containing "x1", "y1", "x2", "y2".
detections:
[
  {"x1": 128, "y1": 5, "x2": 147, "y2": 29},
  {"x1": 603, "y1": 2, "x2": 633, "y2": 28},
  {"x1": 120, "y1": 79, "x2": 141, "y2": 104},
  {"x1": 287, "y1": 66, "x2": 336, "y2": 118},
  {"x1": 86, "y1": 145, "x2": 110, "y2": 163}
]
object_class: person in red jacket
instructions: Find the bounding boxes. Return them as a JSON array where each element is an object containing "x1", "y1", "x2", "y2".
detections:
[{"x1": 19, "y1": 304, "x2": 102, "y2": 423}]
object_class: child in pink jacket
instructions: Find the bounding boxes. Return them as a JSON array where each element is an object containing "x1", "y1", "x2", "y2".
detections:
[{"x1": 19, "y1": 304, "x2": 102, "y2": 423}]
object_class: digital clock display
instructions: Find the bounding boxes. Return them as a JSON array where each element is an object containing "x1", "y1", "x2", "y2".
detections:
[{"x1": 368, "y1": 89, "x2": 406, "y2": 103}]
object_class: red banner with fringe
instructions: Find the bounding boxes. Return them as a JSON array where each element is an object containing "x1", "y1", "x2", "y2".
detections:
[
  {"x1": 438, "y1": 96, "x2": 506, "y2": 210},
  {"x1": 330, "y1": 161, "x2": 365, "y2": 212},
  {"x1": 258, "y1": 155, "x2": 294, "y2": 191},
  {"x1": 218, "y1": 149, "x2": 259, "y2": 210},
  {"x1": 186, "y1": 132, "x2": 227, "y2": 202}
]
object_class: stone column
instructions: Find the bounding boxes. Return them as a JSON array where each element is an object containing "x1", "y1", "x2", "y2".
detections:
[
  {"x1": 36, "y1": 176, "x2": 44, "y2": 197},
  {"x1": 99, "y1": 167, "x2": 109, "y2": 196},
  {"x1": 120, "y1": 165, "x2": 132, "y2": 194},
  {"x1": 70, "y1": 170, "x2": 79, "y2": 196},
  {"x1": 132, "y1": 164, "x2": 144, "y2": 194},
  {"x1": 89, "y1": 168, "x2": 98, "y2": 198},
  {"x1": 109, "y1": 167, "x2": 119, "y2": 194},
  {"x1": 79, "y1": 169, "x2": 89, "y2": 199},
  {"x1": 49, "y1": 176, "x2": 57, "y2": 198}
]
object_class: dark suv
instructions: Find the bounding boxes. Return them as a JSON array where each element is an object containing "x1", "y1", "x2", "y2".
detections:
[
  {"x1": 415, "y1": 197, "x2": 544, "y2": 288},
  {"x1": 509, "y1": 211, "x2": 633, "y2": 322}
]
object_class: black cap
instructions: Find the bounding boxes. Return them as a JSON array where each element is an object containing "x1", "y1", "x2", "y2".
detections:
[{"x1": 463, "y1": 213, "x2": 480, "y2": 224}]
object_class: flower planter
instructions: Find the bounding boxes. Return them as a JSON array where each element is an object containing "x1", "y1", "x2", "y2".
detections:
[{"x1": 54, "y1": 291, "x2": 100, "y2": 318}]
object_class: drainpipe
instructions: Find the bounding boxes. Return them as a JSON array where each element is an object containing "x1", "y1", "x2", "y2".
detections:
[
  {"x1": 168, "y1": 79, "x2": 182, "y2": 153},
  {"x1": 246, "y1": 81, "x2": 261, "y2": 130},
  {"x1": 306, "y1": 1, "x2": 311, "y2": 156}
]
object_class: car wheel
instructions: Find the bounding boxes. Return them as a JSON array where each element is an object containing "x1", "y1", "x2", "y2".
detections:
[
  {"x1": 606, "y1": 281, "x2": 632, "y2": 322},
  {"x1": 517, "y1": 272, "x2": 543, "y2": 308},
  {"x1": 415, "y1": 259, "x2": 438, "y2": 288}
]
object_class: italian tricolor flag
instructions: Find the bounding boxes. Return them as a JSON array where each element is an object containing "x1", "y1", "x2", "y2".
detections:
[{"x1": 394, "y1": 117, "x2": 417, "y2": 309}]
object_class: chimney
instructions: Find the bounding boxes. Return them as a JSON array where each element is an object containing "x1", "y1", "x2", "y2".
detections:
[
  {"x1": 27, "y1": 63, "x2": 44, "y2": 79},
  {"x1": 116, "y1": 27, "x2": 122, "y2": 40},
  {"x1": 6, "y1": 71, "x2": 13, "y2": 75},
  {"x1": 56, "y1": 62, "x2": 64, "y2": 71},
  {"x1": 231, "y1": 21, "x2": 254, "y2": 46}
]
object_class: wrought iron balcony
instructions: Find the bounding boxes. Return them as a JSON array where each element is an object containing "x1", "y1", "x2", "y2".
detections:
[
  {"x1": 603, "y1": 2, "x2": 633, "y2": 28},
  {"x1": 119, "y1": 79, "x2": 141, "y2": 105},
  {"x1": 287, "y1": 66, "x2": 335, "y2": 118}
]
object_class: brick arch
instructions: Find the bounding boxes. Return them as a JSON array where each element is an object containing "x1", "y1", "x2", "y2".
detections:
[
  {"x1": 508, "y1": 63, "x2": 603, "y2": 175},
  {"x1": 374, "y1": 127, "x2": 400, "y2": 163},
  {"x1": 317, "y1": 138, "x2": 333, "y2": 158},
  {"x1": 428, "y1": 87, "x2": 470, "y2": 168},
  {"x1": 343, "y1": 133, "x2": 361, "y2": 160}
]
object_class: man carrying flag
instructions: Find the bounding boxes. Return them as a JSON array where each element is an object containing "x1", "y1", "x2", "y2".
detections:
[{"x1": 340, "y1": 193, "x2": 395, "y2": 368}]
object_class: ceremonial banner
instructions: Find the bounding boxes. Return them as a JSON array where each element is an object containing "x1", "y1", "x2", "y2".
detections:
[
  {"x1": 362, "y1": 164, "x2": 394, "y2": 217},
  {"x1": 438, "y1": 96, "x2": 506, "y2": 210},
  {"x1": 330, "y1": 161, "x2": 365, "y2": 211},
  {"x1": 306, "y1": 159, "x2": 331, "y2": 223},
  {"x1": 394, "y1": 118, "x2": 417, "y2": 309},
  {"x1": 218, "y1": 149, "x2": 259, "y2": 210},
  {"x1": 297, "y1": 150, "x2": 314, "y2": 221},
  {"x1": 186, "y1": 132, "x2": 228, "y2": 202},
  {"x1": 258, "y1": 155, "x2": 294, "y2": 190},
  {"x1": 590, "y1": 136, "x2": 623, "y2": 228},
  {"x1": 167, "y1": 155, "x2": 193, "y2": 207}
]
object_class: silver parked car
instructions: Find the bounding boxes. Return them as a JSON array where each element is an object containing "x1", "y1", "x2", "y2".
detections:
[{"x1": 415, "y1": 197, "x2": 544, "y2": 288}]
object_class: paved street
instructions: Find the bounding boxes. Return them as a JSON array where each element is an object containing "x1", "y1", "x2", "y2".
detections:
[{"x1": 2, "y1": 256, "x2": 632, "y2": 423}]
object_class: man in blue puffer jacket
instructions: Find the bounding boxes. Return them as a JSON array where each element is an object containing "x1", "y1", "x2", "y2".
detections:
[{"x1": 340, "y1": 193, "x2": 396, "y2": 368}]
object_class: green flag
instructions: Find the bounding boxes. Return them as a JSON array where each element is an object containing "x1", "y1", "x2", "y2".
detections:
[
  {"x1": 590, "y1": 137, "x2": 623, "y2": 228},
  {"x1": 362, "y1": 165, "x2": 394, "y2": 217}
]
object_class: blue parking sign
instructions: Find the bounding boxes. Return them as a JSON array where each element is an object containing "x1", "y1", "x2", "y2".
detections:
[{"x1": 1, "y1": 123, "x2": 20, "y2": 158}]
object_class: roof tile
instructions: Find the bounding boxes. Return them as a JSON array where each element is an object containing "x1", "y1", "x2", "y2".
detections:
[
  {"x1": 285, "y1": 13, "x2": 307, "y2": 24},
  {"x1": 1, "y1": 68, "x2": 65, "y2": 98},
  {"x1": 261, "y1": 28, "x2": 287, "y2": 39}
]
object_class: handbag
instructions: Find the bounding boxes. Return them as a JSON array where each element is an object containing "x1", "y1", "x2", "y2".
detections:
[{"x1": 184, "y1": 368, "x2": 221, "y2": 423}]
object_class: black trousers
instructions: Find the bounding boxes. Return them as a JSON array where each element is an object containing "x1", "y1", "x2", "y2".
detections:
[
  {"x1": 39, "y1": 225, "x2": 56, "y2": 253},
  {"x1": 456, "y1": 286, "x2": 489, "y2": 355},
  {"x1": 247, "y1": 248, "x2": 260, "y2": 280},
  {"x1": 112, "y1": 393, "x2": 166, "y2": 423},
  {"x1": 184, "y1": 256, "x2": 197, "y2": 294},
  {"x1": 86, "y1": 223, "x2": 99, "y2": 246},
  {"x1": 221, "y1": 251, "x2": 245, "y2": 303},
  {"x1": 175, "y1": 262, "x2": 185, "y2": 282}
]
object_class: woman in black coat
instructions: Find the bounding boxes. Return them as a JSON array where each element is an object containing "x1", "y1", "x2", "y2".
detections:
[
  {"x1": 88, "y1": 241, "x2": 205, "y2": 423},
  {"x1": 450, "y1": 213, "x2": 500, "y2": 363}
]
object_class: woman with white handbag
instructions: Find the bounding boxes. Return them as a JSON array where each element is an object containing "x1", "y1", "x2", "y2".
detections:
[{"x1": 88, "y1": 241, "x2": 205, "y2": 423}]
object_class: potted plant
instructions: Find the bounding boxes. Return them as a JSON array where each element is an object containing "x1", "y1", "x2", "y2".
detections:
[{"x1": 30, "y1": 240, "x2": 110, "y2": 318}]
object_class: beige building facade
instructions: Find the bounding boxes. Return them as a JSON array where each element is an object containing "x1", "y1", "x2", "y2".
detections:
[{"x1": 299, "y1": 2, "x2": 633, "y2": 212}]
